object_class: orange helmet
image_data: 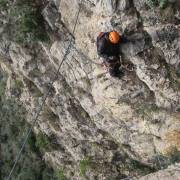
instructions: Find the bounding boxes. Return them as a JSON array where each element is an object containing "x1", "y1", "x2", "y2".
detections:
[{"x1": 109, "y1": 31, "x2": 120, "y2": 44}]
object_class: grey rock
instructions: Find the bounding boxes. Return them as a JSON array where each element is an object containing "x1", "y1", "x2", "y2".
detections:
[
  {"x1": 120, "y1": 32, "x2": 151, "y2": 56},
  {"x1": 0, "y1": 0, "x2": 180, "y2": 179},
  {"x1": 139, "y1": 163, "x2": 180, "y2": 180},
  {"x1": 117, "y1": 0, "x2": 130, "y2": 11},
  {"x1": 145, "y1": 25, "x2": 180, "y2": 66},
  {"x1": 133, "y1": 0, "x2": 147, "y2": 11},
  {"x1": 42, "y1": 1, "x2": 60, "y2": 30},
  {"x1": 168, "y1": 0, "x2": 177, "y2": 3},
  {"x1": 95, "y1": 0, "x2": 117, "y2": 15}
]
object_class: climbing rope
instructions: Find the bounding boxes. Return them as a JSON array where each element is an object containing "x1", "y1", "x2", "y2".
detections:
[{"x1": 6, "y1": 0, "x2": 83, "y2": 179}]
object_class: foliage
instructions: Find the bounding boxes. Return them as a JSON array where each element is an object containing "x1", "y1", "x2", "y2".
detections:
[
  {"x1": 0, "y1": 0, "x2": 7, "y2": 8},
  {"x1": 35, "y1": 132, "x2": 53, "y2": 152},
  {"x1": 0, "y1": 71, "x2": 56, "y2": 180},
  {"x1": 28, "y1": 133, "x2": 39, "y2": 152},
  {"x1": 125, "y1": 159, "x2": 156, "y2": 175},
  {"x1": 169, "y1": 150, "x2": 180, "y2": 164},
  {"x1": 14, "y1": 79, "x2": 24, "y2": 94},
  {"x1": 135, "y1": 103, "x2": 160, "y2": 119},
  {"x1": 111, "y1": 152, "x2": 157, "y2": 176},
  {"x1": 159, "y1": 0, "x2": 168, "y2": 9},
  {"x1": 15, "y1": 79, "x2": 24, "y2": 89},
  {"x1": 165, "y1": 65, "x2": 180, "y2": 92},
  {"x1": 146, "y1": 0, "x2": 158, "y2": 8},
  {"x1": 80, "y1": 158, "x2": 90, "y2": 177},
  {"x1": 35, "y1": 131, "x2": 61, "y2": 153},
  {"x1": 55, "y1": 169, "x2": 66, "y2": 180},
  {"x1": 146, "y1": 0, "x2": 168, "y2": 9},
  {"x1": 4, "y1": 0, "x2": 49, "y2": 44},
  {"x1": 0, "y1": 74, "x2": 7, "y2": 97},
  {"x1": 154, "y1": 150, "x2": 180, "y2": 169}
]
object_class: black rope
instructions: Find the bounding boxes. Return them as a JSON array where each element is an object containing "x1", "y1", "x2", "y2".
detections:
[{"x1": 6, "y1": 0, "x2": 82, "y2": 179}]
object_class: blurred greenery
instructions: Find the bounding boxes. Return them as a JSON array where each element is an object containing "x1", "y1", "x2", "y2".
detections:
[
  {"x1": 154, "y1": 150, "x2": 180, "y2": 169},
  {"x1": 159, "y1": 0, "x2": 168, "y2": 9},
  {"x1": 55, "y1": 169, "x2": 67, "y2": 180},
  {"x1": 146, "y1": 0, "x2": 158, "y2": 8},
  {"x1": 79, "y1": 158, "x2": 90, "y2": 177},
  {"x1": 146, "y1": 0, "x2": 168, "y2": 9},
  {"x1": 2, "y1": 0, "x2": 49, "y2": 44},
  {"x1": 35, "y1": 132, "x2": 54, "y2": 153},
  {"x1": 0, "y1": 71, "x2": 56, "y2": 180},
  {"x1": 0, "y1": 0, "x2": 7, "y2": 8}
]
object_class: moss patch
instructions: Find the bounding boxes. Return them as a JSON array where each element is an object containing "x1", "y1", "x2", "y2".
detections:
[
  {"x1": 80, "y1": 158, "x2": 90, "y2": 177},
  {"x1": 55, "y1": 169, "x2": 67, "y2": 180}
]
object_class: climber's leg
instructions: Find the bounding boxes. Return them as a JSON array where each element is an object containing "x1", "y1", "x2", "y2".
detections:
[{"x1": 109, "y1": 62, "x2": 124, "y2": 78}]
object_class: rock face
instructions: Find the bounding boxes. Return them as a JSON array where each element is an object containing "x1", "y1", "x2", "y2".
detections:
[
  {"x1": 139, "y1": 163, "x2": 180, "y2": 180},
  {"x1": 0, "y1": 0, "x2": 180, "y2": 179}
]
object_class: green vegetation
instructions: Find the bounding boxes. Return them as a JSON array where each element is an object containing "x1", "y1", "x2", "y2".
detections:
[
  {"x1": 154, "y1": 150, "x2": 180, "y2": 169},
  {"x1": 35, "y1": 132, "x2": 57, "y2": 153},
  {"x1": 146, "y1": 0, "x2": 158, "y2": 8},
  {"x1": 2, "y1": 0, "x2": 49, "y2": 44},
  {"x1": 169, "y1": 150, "x2": 180, "y2": 164},
  {"x1": 146, "y1": 0, "x2": 168, "y2": 9},
  {"x1": 135, "y1": 103, "x2": 161, "y2": 119},
  {"x1": 159, "y1": 0, "x2": 168, "y2": 9},
  {"x1": 176, "y1": 64, "x2": 180, "y2": 78},
  {"x1": 80, "y1": 158, "x2": 90, "y2": 177},
  {"x1": 124, "y1": 159, "x2": 156, "y2": 176},
  {"x1": 15, "y1": 79, "x2": 24, "y2": 89},
  {"x1": 0, "y1": 0, "x2": 7, "y2": 8},
  {"x1": 0, "y1": 71, "x2": 56, "y2": 179},
  {"x1": 111, "y1": 152, "x2": 157, "y2": 177},
  {"x1": 0, "y1": 74, "x2": 7, "y2": 96},
  {"x1": 32, "y1": 129, "x2": 62, "y2": 153},
  {"x1": 14, "y1": 79, "x2": 24, "y2": 94},
  {"x1": 55, "y1": 169, "x2": 66, "y2": 180},
  {"x1": 165, "y1": 65, "x2": 180, "y2": 92}
]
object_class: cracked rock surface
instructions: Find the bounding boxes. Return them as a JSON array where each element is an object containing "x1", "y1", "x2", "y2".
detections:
[{"x1": 0, "y1": 0, "x2": 180, "y2": 179}]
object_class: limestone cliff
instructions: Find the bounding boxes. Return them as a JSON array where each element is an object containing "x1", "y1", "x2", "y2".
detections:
[{"x1": 0, "y1": 0, "x2": 180, "y2": 179}]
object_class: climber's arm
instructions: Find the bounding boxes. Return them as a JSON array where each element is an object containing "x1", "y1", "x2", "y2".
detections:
[{"x1": 97, "y1": 37, "x2": 109, "y2": 59}]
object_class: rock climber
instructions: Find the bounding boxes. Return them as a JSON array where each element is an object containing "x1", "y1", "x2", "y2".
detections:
[{"x1": 96, "y1": 31, "x2": 123, "y2": 78}]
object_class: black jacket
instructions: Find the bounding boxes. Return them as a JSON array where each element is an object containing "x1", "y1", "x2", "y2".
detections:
[{"x1": 96, "y1": 32, "x2": 120, "y2": 59}]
